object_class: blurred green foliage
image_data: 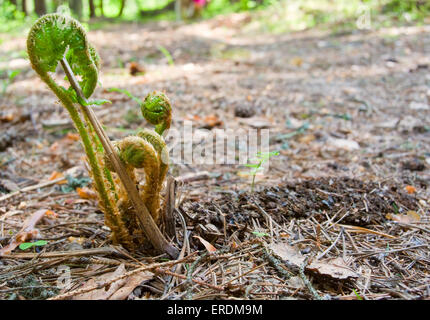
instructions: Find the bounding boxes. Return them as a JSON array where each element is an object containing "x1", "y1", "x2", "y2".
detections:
[{"x1": 0, "y1": 0, "x2": 428, "y2": 35}]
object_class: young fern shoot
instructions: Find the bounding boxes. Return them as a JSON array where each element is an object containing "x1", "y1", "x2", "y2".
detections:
[
  {"x1": 245, "y1": 151, "x2": 280, "y2": 193},
  {"x1": 27, "y1": 13, "x2": 178, "y2": 257}
]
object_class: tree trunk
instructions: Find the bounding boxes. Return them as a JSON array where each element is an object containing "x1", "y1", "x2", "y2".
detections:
[
  {"x1": 117, "y1": 0, "x2": 125, "y2": 17},
  {"x1": 88, "y1": 0, "x2": 95, "y2": 18},
  {"x1": 99, "y1": 0, "x2": 104, "y2": 16},
  {"x1": 69, "y1": 0, "x2": 83, "y2": 18},
  {"x1": 175, "y1": 0, "x2": 181, "y2": 21},
  {"x1": 22, "y1": 0, "x2": 28, "y2": 15},
  {"x1": 34, "y1": 0, "x2": 47, "y2": 16}
]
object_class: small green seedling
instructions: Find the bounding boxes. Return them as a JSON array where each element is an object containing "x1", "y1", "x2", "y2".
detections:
[
  {"x1": 157, "y1": 45, "x2": 174, "y2": 66},
  {"x1": 352, "y1": 289, "x2": 363, "y2": 300},
  {"x1": 0, "y1": 69, "x2": 21, "y2": 96},
  {"x1": 245, "y1": 151, "x2": 280, "y2": 193},
  {"x1": 19, "y1": 240, "x2": 48, "y2": 251},
  {"x1": 252, "y1": 231, "x2": 269, "y2": 238}
]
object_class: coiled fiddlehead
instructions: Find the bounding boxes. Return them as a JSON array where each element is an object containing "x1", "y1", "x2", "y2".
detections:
[
  {"x1": 27, "y1": 14, "x2": 175, "y2": 252},
  {"x1": 137, "y1": 128, "x2": 169, "y2": 186},
  {"x1": 117, "y1": 136, "x2": 161, "y2": 221},
  {"x1": 27, "y1": 13, "x2": 99, "y2": 98},
  {"x1": 141, "y1": 91, "x2": 172, "y2": 136},
  {"x1": 105, "y1": 91, "x2": 172, "y2": 228},
  {"x1": 27, "y1": 14, "x2": 133, "y2": 249}
]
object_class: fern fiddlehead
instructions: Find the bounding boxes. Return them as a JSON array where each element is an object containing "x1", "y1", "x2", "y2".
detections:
[
  {"x1": 27, "y1": 14, "x2": 99, "y2": 98},
  {"x1": 141, "y1": 91, "x2": 172, "y2": 136},
  {"x1": 106, "y1": 92, "x2": 172, "y2": 229},
  {"x1": 27, "y1": 14, "x2": 176, "y2": 253},
  {"x1": 27, "y1": 14, "x2": 132, "y2": 248}
]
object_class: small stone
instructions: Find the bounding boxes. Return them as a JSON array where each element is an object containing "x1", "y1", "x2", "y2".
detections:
[
  {"x1": 234, "y1": 105, "x2": 256, "y2": 118},
  {"x1": 327, "y1": 138, "x2": 360, "y2": 151}
]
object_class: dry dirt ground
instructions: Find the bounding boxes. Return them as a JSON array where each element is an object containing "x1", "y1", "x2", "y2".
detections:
[{"x1": 0, "y1": 14, "x2": 429, "y2": 300}]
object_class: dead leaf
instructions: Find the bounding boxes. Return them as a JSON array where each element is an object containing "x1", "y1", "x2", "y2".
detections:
[
  {"x1": 269, "y1": 242, "x2": 357, "y2": 281},
  {"x1": 194, "y1": 236, "x2": 217, "y2": 253},
  {"x1": 49, "y1": 141, "x2": 60, "y2": 152},
  {"x1": 48, "y1": 171, "x2": 66, "y2": 184},
  {"x1": 68, "y1": 236, "x2": 85, "y2": 245},
  {"x1": 204, "y1": 114, "x2": 223, "y2": 128},
  {"x1": 0, "y1": 209, "x2": 47, "y2": 256},
  {"x1": 44, "y1": 210, "x2": 58, "y2": 219},
  {"x1": 307, "y1": 257, "x2": 357, "y2": 280},
  {"x1": 404, "y1": 185, "x2": 416, "y2": 194},
  {"x1": 298, "y1": 134, "x2": 316, "y2": 144},
  {"x1": 387, "y1": 210, "x2": 421, "y2": 223},
  {"x1": 0, "y1": 179, "x2": 19, "y2": 192},
  {"x1": 76, "y1": 187, "x2": 98, "y2": 200},
  {"x1": 72, "y1": 264, "x2": 152, "y2": 300},
  {"x1": 0, "y1": 113, "x2": 14, "y2": 122},
  {"x1": 290, "y1": 57, "x2": 303, "y2": 67},
  {"x1": 66, "y1": 132, "x2": 80, "y2": 141},
  {"x1": 286, "y1": 276, "x2": 305, "y2": 289},
  {"x1": 129, "y1": 62, "x2": 145, "y2": 76}
]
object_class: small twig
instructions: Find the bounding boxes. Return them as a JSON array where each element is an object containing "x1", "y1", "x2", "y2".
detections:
[
  {"x1": 396, "y1": 222, "x2": 430, "y2": 234},
  {"x1": 0, "y1": 285, "x2": 58, "y2": 293},
  {"x1": 155, "y1": 268, "x2": 223, "y2": 291},
  {"x1": 299, "y1": 255, "x2": 324, "y2": 300},
  {"x1": 0, "y1": 177, "x2": 66, "y2": 202},
  {"x1": 336, "y1": 224, "x2": 396, "y2": 239},
  {"x1": 49, "y1": 252, "x2": 197, "y2": 300},
  {"x1": 163, "y1": 176, "x2": 177, "y2": 239},
  {"x1": 220, "y1": 262, "x2": 268, "y2": 287},
  {"x1": 262, "y1": 248, "x2": 294, "y2": 279},
  {"x1": 316, "y1": 227, "x2": 343, "y2": 261},
  {"x1": 176, "y1": 171, "x2": 210, "y2": 183},
  {"x1": 353, "y1": 244, "x2": 429, "y2": 257},
  {"x1": 185, "y1": 252, "x2": 208, "y2": 300},
  {"x1": 161, "y1": 209, "x2": 188, "y2": 299},
  {"x1": 1, "y1": 247, "x2": 124, "y2": 259}
]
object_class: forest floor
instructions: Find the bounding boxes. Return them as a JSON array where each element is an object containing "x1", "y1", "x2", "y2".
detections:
[{"x1": 0, "y1": 13, "x2": 429, "y2": 300}]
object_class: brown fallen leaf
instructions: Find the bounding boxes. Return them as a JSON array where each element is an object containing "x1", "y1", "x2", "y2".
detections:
[
  {"x1": 72, "y1": 264, "x2": 152, "y2": 300},
  {"x1": 307, "y1": 257, "x2": 357, "y2": 280},
  {"x1": 202, "y1": 114, "x2": 223, "y2": 129},
  {"x1": 404, "y1": 185, "x2": 417, "y2": 194},
  {"x1": 0, "y1": 209, "x2": 47, "y2": 256},
  {"x1": 290, "y1": 57, "x2": 303, "y2": 67},
  {"x1": 48, "y1": 171, "x2": 67, "y2": 184},
  {"x1": 269, "y1": 242, "x2": 357, "y2": 281},
  {"x1": 76, "y1": 187, "x2": 98, "y2": 200},
  {"x1": 386, "y1": 210, "x2": 421, "y2": 224},
  {"x1": 129, "y1": 62, "x2": 145, "y2": 76},
  {"x1": 65, "y1": 132, "x2": 80, "y2": 141},
  {"x1": 0, "y1": 112, "x2": 14, "y2": 122},
  {"x1": 44, "y1": 210, "x2": 58, "y2": 222},
  {"x1": 194, "y1": 236, "x2": 217, "y2": 253}
]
